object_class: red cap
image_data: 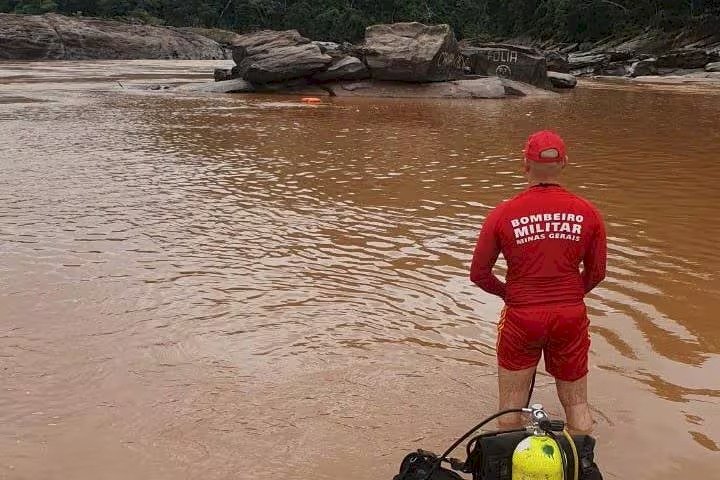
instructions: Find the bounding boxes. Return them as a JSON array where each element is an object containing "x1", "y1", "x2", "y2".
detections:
[{"x1": 523, "y1": 130, "x2": 567, "y2": 163}]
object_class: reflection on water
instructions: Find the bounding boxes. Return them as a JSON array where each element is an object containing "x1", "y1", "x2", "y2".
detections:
[{"x1": 1, "y1": 61, "x2": 719, "y2": 479}]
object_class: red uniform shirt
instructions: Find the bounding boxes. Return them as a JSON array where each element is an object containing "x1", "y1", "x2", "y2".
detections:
[{"x1": 470, "y1": 184, "x2": 607, "y2": 307}]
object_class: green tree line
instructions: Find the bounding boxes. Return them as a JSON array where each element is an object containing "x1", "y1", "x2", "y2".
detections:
[{"x1": 1, "y1": 0, "x2": 719, "y2": 42}]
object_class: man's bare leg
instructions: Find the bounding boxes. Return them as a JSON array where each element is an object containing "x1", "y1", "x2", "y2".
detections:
[
  {"x1": 497, "y1": 366, "x2": 536, "y2": 430},
  {"x1": 556, "y1": 375, "x2": 594, "y2": 435}
]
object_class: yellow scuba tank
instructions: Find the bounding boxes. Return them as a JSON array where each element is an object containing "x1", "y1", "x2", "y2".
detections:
[
  {"x1": 511, "y1": 433, "x2": 564, "y2": 480},
  {"x1": 511, "y1": 404, "x2": 565, "y2": 480}
]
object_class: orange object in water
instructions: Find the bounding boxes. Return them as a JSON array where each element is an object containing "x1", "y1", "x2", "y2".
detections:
[{"x1": 301, "y1": 97, "x2": 322, "y2": 103}]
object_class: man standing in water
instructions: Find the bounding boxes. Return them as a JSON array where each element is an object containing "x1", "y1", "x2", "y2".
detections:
[{"x1": 470, "y1": 130, "x2": 607, "y2": 434}]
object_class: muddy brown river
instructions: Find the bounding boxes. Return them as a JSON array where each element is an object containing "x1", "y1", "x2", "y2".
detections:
[{"x1": 1, "y1": 61, "x2": 719, "y2": 480}]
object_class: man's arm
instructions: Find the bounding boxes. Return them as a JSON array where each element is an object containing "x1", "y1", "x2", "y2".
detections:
[
  {"x1": 470, "y1": 208, "x2": 507, "y2": 299},
  {"x1": 582, "y1": 209, "x2": 607, "y2": 294}
]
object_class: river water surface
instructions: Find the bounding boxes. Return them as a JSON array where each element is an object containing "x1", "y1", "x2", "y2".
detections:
[{"x1": 1, "y1": 61, "x2": 719, "y2": 480}]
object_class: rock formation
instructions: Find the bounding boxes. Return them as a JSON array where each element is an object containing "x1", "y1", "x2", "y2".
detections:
[
  {"x1": 462, "y1": 44, "x2": 551, "y2": 89},
  {"x1": 0, "y1": 13, "x2": 227, "y2": 60},
  {"x1": 204, "y1": 22, "x2": 564, "y2": 99},
  {"x1": 359, "y1": 22, "x2": 465, "y2": 82}
]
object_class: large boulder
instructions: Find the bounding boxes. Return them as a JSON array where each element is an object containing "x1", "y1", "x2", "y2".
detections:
[
  {"x1": 231, "y1": 30, "x2": 333, "y2": 84},
  {"x1": 545, "y1": 51, "x2": 570, "y2": 73},
  {"x1": 463, "y1": 44, "x2": 551, "y2": 89},
  {"x1": 0, "y1": 13, "x2": 227, "y2": 60},
  {"x1": 231, "y1": 30, "x2": 309, "y2": 64},
  {"x1": 706, "y1": 62, "x2": 720, "y2": 72},
  {"x1": 628, "y1": 59, "x2": 658, "y2": 77},
  {"x1": 547, "y1": 72, "x2": 577, "y2": 89},
  {"x1": 312, "y1": 56, "x2": 369, "y2": 82},
  {"x1": 656, "y1": 49, "x2": 714, "y2": 69},
  {"x1": 360, "y1": 22, "x2": 464, "y2": 82}
]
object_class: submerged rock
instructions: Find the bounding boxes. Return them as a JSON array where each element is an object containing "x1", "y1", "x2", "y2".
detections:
[
  {"x1": 322, "y1": 78, "x2": 508, "y2": 98},
  {"x1": 360, "y1": 22, "x2": 464, "y2": 82},
  {"x1": 179, "y1": 78, "x2": 255, "y2": 93},
  {"x1": 184, "y1": 77, "x2": 555, "y2": 99}
]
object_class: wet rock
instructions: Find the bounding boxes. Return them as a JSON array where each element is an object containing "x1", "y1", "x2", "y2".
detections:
[
  {"x1": 570, "y1": 66, "x2": 598, "y2": 77},
  {"x1": 360, "y1": 22, "x2": 464, "y2": 82},
  {"x1": 628, "y1": 59, "x2": 658, "y2": 77},
  {"x1": 179, "y1": 78, "x2": 255, "y2": 93},
  {"x1": 656, "y1": 49, "x2": 713, "y2": 69},
  {"x1": 548, "y1": 72, "x2": 577, "y2": 89},
  {"x1": 214, "y1": 68, "x2": 233, "y2": 82},
  {"x1": 463, "y1": 44, "x2": 550, "y2": 89},
  {"x1": 312, "y1": 56, "x2": 369, "y2": 82},
  {"x1": 600, "y1": 61, "x2": 629, "y2": 76},
  {"x1": 606, "y1": 50, "x2": 635, "y2": 63},
  {"x1": 545, "y1": 51, "x2": 570, "y2": 73},
  {"x1": 326, "y1": 77, "x2": 507, "y2": 98},
  {"x1": 705, "y1": 62, "x2": 720, "y2": 72},
  {"x1": 130, "y1": 84, "x2": 173, "y2": 91},
  {"x1": 0, "y1": 13, "x2": 227, "y2": 60},
  {"x1": 232, "y1": 30, "x2": 332, "y2": 84},
  {"x1": 312, "y1": 41, "x2": 352, "y2": 58}
]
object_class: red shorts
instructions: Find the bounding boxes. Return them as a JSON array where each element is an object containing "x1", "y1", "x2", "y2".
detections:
[{"x1": 497, "y1": 303, "x2": 590, "y2": 382}]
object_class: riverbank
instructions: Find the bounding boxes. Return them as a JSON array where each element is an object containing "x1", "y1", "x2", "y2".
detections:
[
  {"x1": 0, "y1": 13, "x2": 229, "y2": 60},
  {"x1": 493, "y1": 21, "x2": 720, "y2": 83}
]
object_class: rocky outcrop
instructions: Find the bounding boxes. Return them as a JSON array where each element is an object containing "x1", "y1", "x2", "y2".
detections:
[
  {"x1": 568, "y1": 53, "x2": 610, "y2": 73},
  {"x1": 0, "y1": 13, "x2": 227, "y2": 60},
  {"x1": 545, "y1": 51, "x2": 570, "y2": 73},
  {"x1": 231, "y1": 29, "x2": 308, "y2": 64},
  {"x1": 628, "y1": 59, "x2": 658, "y2": 77},
  {"x1": 231, "y1": 30, "x2": 333, "y2": 84},
  {"x1": 463, "y1": 44, "x2": 551, "y2": 89},
  {"x1": 547, "y1": 72, "x2": 577, "y2": 89},
  {"x1": 178, "y1": 78, "x2": 255, "y2": 93},
  {"x1": 312, "y1": 41, "x2": 353, "y2": 59},
  {"x1": 539, "y1": 29, "x2": 720, "y2": 80},
  {"x1": 203, "y1": 22, "x2": 560, "y2": 98},
  {"x1": 185, "y1": 76, "x2": 554, "y2": 99},
  {"x1": 360, "y1": 22, "x2": 464, "y2": 82},
  {"x1": 312, "y1": 56, "x2": 369, "y2": 82},
  {"x1": 655, "y1": 49, "x2": 714, "y2": 69}
]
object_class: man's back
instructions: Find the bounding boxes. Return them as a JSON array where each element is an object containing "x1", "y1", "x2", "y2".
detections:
[
  {"x1": 471, "y1": 183, "x2": 606, "y2": 307},
  {"x1": 471, "y1": 130, "x2": 607, "y2": 435}
]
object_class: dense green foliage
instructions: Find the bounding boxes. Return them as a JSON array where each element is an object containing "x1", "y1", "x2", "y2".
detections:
[{"x1": 2, "y1": 0, "x2": 719, "y2": 42}]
